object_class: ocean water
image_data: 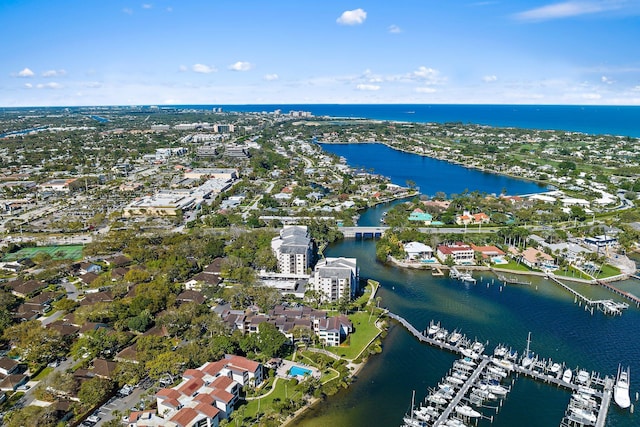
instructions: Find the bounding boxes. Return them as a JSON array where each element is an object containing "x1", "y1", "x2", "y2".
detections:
[{"x1": 205, "y1": 104, "x2": 640, "y2": 137}]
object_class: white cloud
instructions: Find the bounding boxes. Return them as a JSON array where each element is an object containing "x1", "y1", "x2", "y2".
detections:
[
  {"x1": 166, "y1": 7, "x2": 173, "y2": 12},
  {"x1": 82, "y1": 82, "x2": 103, "y2": 88},
  {"x1": 142, "y1": 4, "x2": 152, "y2": 9},
  {"x1": 17, "y1": 68, "x2": 35, "y2": 77},
  {"x1": 192, "y1": 63, "x2": 217, "y2": 74},
  {"x1": 388, "y1": 24, "x2": 402, "y2": 33},
  {"x1": 601, "y1": 75, "x2": 614, "y2": 84},
  {"x1": 356, "y1": 84, "x2": 380, "y2": 91},
  {"x1": 229, "y1": 61, "x2": 253, "y2": 72},
  {"x1": 483, "y1": 75, "x2": 498, "y2": 82},
  {"x1": 264, "y1": 74, "x2": 279, "y2": 81},
  {"x1": 581, "y1": 93, "x2": 602, "y2": 99},
  {"x1": 337, "y1": 8, "x2": 367, "y2": 25},
  {"x1": 514, "y1": 1, "x2": 618, "y2": 22},
  {"x1": 42, "y1": 69, "x2": 66, "y2": 77},
  {"x1": 36, "y1": 82, "x2": 63, "y2": 89},
  {"x1": 632, "y1": 85, "x2": 640, "y2": 92},
  {"x1": 123, "y1": 8, "x2": 133, "y2": 14},
  {"x1": 24, "y1": 83, "x2": 33, "y2": 89},
  {"x1": 178, "y1": 65, "x2": 188, "y2": 72},
  {"x1": 415, "y1": 87, "x2": 437, "y2": 93}
]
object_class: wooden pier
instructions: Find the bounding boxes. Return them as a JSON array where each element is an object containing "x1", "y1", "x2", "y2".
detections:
[
  {"x1": 548, "y1": 276, "x2": 628, "y2": 315},
  {"x1": 386, "y1": 312, "x2": 614, "y2": 427},
  {"x1": 597, "y1": 280, "x2": 640, "y2": 308}
]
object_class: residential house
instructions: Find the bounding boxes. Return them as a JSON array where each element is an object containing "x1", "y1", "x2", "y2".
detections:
[
  {"x1": 520, "y1": 247, "x2": 555, "y2": 270},
  {"x1": 403, "y1": 242, "x2": 434, "y2": 260},
  {"x1": 456, "y1": 211, "x2": 490, "y2": 226},
  {"x1": 0, "y1": 357, "x2": 19, "y2": 376},
  {"x1": 436, "y1": 243, "x2": 475, "y2": 265},
  {"x1": 470, "y1": 244, "x2": 506, "y2": 262},
  {"x1": 408, "y1": 209, "x2": 433, "y2": 225}
]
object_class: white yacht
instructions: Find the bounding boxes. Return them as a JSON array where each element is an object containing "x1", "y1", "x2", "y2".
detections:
[
  {"x1": 614, "y1": 364, "x2": 631, "y2": 409},
  {"x1": 446, "y1": 376, "x2": 464, "y2": 386},
  {"x1": 428, "y1": 393, "x2": 449, "y2": 405},
  {"x1": 491, "y1": 357, "x2": 514, "y2": 371},
  {"x1": 576, "y1": 370, "x2": 590, "y2": 384},
  {"x1": 549, "y1": 362, "x2": 561, "y2": 374},
  {"x1": 493, "y1": 344, "x2": 508, "y2": 358},
  {"x1": 426, "y1": 321, "x2": 440, "y2": 336},
  {"x1": 455, "y1": 405, "x2": 481, "y2": 418},
  {"x1": 444, "y1": 419, "x2": 468, "y2": 427},
  {"x1": 569, "y1": 406, "x2": 597, "y2": 425},
  {"x1": 448, "y1": 330, "x2": 463, "y2": 345},
  {"x1": 562, "y1": 368, "x2": 573, "y2": 383},
  {"x1": 521, "y1": 332, "x2": 536, "y2": 369}
]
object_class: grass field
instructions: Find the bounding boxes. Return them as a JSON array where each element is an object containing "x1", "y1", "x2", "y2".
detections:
[
  {"x1": 2, "y1": 245, "x2": 84, "y2": 261},
  {"x1": 327, "y1": 311, "x2": 382, "y2": 360}
]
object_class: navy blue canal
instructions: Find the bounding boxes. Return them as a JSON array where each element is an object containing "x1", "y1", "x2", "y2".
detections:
[{"x1": 292, "y1": 146, "x2": 640, "y2": 427}]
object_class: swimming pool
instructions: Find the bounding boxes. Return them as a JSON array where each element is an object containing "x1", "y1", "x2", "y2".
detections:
[{"x1": 289, "y1": 366, "x2": 312, "y2": 377}]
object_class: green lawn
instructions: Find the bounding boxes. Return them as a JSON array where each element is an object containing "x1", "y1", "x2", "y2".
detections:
[
  {"x1": 595, "y1": 264, "x2": 621, "y2": 279},
  {"x1": 241, "y1": 378, "x2": 289, "y2": 419},
  {"x1": 326, "y1": 311, "x2": 381, "y2": 360},
  {"x1": 31, "y1": 366, "x2": 53, "y2": 381},
  {"x1": 2, "y1": 245, "x2": 84, "y2": 261},
  {"x1": 553, "y1": 266, "x2": 592, "y2": 280},
  {"x1": 496, "y1": 260, "x2": 533, "y2": 272}
]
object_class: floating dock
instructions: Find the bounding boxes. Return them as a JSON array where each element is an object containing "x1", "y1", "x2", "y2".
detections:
[{"x1": 388, "y1": 312, "x2": 614, "y2": 427}]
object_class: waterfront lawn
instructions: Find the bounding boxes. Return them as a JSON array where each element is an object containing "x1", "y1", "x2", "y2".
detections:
[
  {"x1": 497, "y1": 260, "x2": 532, "y2": 272},
  {"x1": 553, "y1": 266, "x2": 592, "y2": 280},
  {"x1": 595, "y1": 264, "x2": 621, "y2": 279},
  {"x1": 326, "y1": 311, "x2": 381, "y2": 360}
]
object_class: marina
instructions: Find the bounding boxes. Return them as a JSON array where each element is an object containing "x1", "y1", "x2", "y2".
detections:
[{"x1": 389, "y1": 312, "x2": 618, "y2": 427}]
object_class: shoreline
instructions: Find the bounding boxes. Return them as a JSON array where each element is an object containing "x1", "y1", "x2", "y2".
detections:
[{"x1": 387, "y1": 256, "x2": 631, "y2": 284}]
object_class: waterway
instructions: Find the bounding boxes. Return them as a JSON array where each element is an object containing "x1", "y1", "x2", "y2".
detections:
[
  {"x1": 320, "y1": 143, "x2": 547, "y2": 197},
  {"x1": 292, "y1": 147, "x2": 640, "y2": 426}
]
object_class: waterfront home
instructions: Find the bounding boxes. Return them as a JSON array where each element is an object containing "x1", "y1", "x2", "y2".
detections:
[
  {"x1": 520, "y1": 247, "x2": 556, "y2": 270},
  {"x1": 470, "y1": 244, "x2": 506, "y2": 262},
  {"x1": 408, "y1": 209, "x2": 433, "y2": 225},
  {"x1": 404, "y1": 242, "x2": 434, "y2": 260},
  {"x1": 315, "y1": 315, "x2": 353, "y2": 347},
  {"x1": 436, "y1": 243, "x2": 475, "y2": 265}
]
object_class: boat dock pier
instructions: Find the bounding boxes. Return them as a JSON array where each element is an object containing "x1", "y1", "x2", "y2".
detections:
[
  {"x1": 597, "y1": 280, "x2": 640, "y2": 308},
  {"x1": 388, "y1": 312, "x2": 614, "y2": 427},
  {"x1": 432, "y1": 358, "x2": 490, "y2": 426},
  {"x1": 548, "y1": 276, "x2": 628, "y2": 315}
]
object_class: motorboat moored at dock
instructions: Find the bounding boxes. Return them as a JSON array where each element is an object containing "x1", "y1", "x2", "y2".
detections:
[{"x1": 614, "y1": 364, "x2": 631, "y2": 409}]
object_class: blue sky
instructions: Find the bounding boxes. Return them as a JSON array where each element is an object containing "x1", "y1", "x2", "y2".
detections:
[{"x1": 2, "y1": 0, "x2": 640, "y2": 106}]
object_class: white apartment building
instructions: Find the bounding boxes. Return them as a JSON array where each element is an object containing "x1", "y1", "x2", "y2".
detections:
[
  {"x1": 310, "y1": 257, "x2": 358, "y2": 303},
  {"x1": 271, "y1": 225, "x2": 313, "y2": 276}
]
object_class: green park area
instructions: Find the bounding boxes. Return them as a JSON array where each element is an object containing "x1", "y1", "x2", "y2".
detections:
[
  {"x1": 2, "y1": 245, "x2": 84, "y2": 262},
  {"x1": 327, "y1": 311, "x2": 383, "y2": 360}
]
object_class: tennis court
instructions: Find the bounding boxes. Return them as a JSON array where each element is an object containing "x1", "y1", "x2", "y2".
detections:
[{"x1": 2, "y1": 245, "x2": 84, "y2": 261}]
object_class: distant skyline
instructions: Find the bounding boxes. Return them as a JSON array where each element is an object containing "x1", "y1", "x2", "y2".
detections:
[{"x1": 2, "y1": 0, "x2": 640, "y2": 106}]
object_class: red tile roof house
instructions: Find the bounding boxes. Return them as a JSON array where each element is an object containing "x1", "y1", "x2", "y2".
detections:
[
  {"x1": 469, "y1": 244, "x2": 506, "y2": 259},
  {"x1": 436, "y1": 243, "x2": 475, "y2": 265},
  {"x1": 138, "y1": 355, "x2": 262, "y2": 426}
]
